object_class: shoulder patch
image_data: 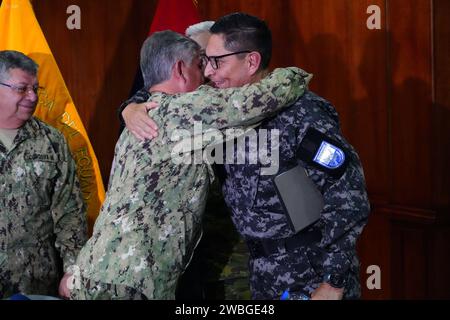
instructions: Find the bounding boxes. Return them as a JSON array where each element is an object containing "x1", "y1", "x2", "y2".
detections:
[
  {"x1": 313, "y1": 141, "x2": 345, "y2": 169},
  {"x1": 297, "y1": 127, "x2": 349, "y2": 178}
]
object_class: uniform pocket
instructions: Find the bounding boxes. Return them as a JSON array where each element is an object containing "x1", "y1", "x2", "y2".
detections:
[{"x1": 22, "y1": 154, "x2": 59, "y2": 208}]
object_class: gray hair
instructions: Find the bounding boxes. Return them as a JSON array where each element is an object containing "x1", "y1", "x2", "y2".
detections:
[
  {"x1": 140, "y1": 30, "x2": 201, "y2": 89},
  {"x1": 185, "y1": 21, "x2": 214, "y2": 38},
  {"x1": 0, "y1": 50, "x2": 38, "y2": 82}
]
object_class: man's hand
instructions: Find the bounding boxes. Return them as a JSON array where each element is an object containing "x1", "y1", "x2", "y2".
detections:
[
  {"x1": 58, "y1": 272, "x2": 73, "y2": 299},
  {"x1": 310, "y1": 282, "x2": 344, "y2": 300},
  {"x1": 122, "y1": 102, "x2": 159, "y2": 141}
]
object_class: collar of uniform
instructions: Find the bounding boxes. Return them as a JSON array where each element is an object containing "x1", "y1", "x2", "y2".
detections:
[
  {"x1": 11, "y1": 117, "x2": 41, "y2": 148},
  {"x1": 138, "y1": 88, "x2": 152, "y2": 101}
]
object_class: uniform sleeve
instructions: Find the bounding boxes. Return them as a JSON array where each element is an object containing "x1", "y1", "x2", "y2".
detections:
[
  {"x1": 316, "y1": 154, "x2": 370, "y2": 276},
  {"x1": 50, "y1": 135, "x2": 88, "y2": 272},
  {"x1": 296, "y1": 98, "x2": 370, "y2": 278},
  {"x1": 155, "y1": 67, "x2": 312, "y2": 133}
]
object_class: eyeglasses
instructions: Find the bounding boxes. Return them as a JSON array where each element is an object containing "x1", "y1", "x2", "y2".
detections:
[
  {"x1": 0, "y1": 82, "x2": 43, "y2": 95},
  {"x1": 201, "y1": 50, "x2": 251, "y2": 70}
]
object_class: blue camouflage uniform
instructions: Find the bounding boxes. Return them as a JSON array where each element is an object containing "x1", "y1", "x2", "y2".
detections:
[{"x1": 221, "y1": 91, "x2": 370, "y2": 300}]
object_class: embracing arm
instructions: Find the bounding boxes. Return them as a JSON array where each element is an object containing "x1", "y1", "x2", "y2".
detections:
[
  {"x1": 160, "y1": 67, "x2": 312, "y2": 133},
  {"x1": 118, "y1": 88, "x2": 158, "y2": 140}
]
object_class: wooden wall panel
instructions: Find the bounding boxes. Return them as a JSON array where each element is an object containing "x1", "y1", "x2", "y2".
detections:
[
  {"x1": 429, "y1": 227, "x2": 450, "y2": 298},
  {"x1": 388, "y1": 0, "x2": 433, "y2": 208},
  {"x1": 343, "y1": 0, "x2": 390, "y2": 201},
  {"x1": 433, "y1": 0, "x2": 450, "y2": 214},
  {"x1": 429, "y1": 0, "x2": 450, "y2": 299},
  {"x1": 357, "y1": 209, "x2": 392, "y2": 299},
  {"x1": 391, "y1": 221, "x2": 429, "y2": 299}
]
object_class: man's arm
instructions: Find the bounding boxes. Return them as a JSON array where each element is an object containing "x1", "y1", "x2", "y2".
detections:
[
  {"x1": 122, "y1": 68, "x2": 311, "y2": 140},
  {"x1": 122, "y1": 102, "x2": 159, "y2": 140},
  {"x1": 49, "y1": 134, "x2": 88, "y2": 296},
  {"x1": 310, "y1": 157, "x2": 369, "y2": 300},
  {"x1": 157, "y1": 67, "x2": 312, "y2": 134},
  {"x1": 295, "y1": 97, "x2": 370, "y2": 299}
]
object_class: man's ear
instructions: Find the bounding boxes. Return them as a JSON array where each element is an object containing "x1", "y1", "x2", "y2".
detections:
[
  {"x1": 247, "y1": 51, "x2": 262, "y2": 75},
  {"x1": 172, "y1": 60, "x2": 186, "y2": 81}
]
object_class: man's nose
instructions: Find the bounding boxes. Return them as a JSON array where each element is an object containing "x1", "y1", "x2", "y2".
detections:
[
  {"x1": 25, "y1": 89, "x2": 38, "y2": 102},
  {"x1": 204, "y1": 62, "x2": 214, "y2": 79}
]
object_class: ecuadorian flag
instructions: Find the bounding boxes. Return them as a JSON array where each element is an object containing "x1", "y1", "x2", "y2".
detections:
[{"x1": 0, "y1": 0, "x2": 105, "y2": 233}]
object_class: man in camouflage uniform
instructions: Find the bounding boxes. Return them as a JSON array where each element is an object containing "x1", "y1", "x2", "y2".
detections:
[
  {"x1": 119, "y1": 22, "x2": 252, "y2": 300},
  {"x1": 203, "y1": 13, "x2": 371, "y2": 300},
  {"x1": 0, "y1": 50, "x2": 87, "y2": 299},
  {"x1": 69, "y1": 31, "x2": 310, "y2": 299}
]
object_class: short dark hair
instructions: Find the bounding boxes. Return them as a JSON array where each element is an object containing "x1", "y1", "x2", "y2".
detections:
[
  {"x1": 0, "y1": 50, "x2": 38, "y2": 81},
  {"x1": 210, "y1": 13, "x2": 272, "y2": 70}
]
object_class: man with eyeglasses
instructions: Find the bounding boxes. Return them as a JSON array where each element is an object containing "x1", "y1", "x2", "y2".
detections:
[
  {"x1": 122, "y1": 13, "x2": 370, "y2": 300},
  {"x1": 0, "y1": 50, "x2": 88, "y2": 299},
  {"x1": 202, "y1": 13, "x2": 370, "y2": 300}
]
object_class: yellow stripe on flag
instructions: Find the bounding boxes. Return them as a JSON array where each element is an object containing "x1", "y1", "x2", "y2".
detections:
[{"x1": 0, "y1": 0, "x2": 105, "y2": 233}]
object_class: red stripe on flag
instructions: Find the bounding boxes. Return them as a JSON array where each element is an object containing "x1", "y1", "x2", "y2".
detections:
[{"x1": 149, "y1": 0, "x2": 200, "y2": 35}]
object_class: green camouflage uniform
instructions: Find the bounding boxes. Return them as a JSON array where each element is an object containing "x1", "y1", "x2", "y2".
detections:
[
  {"x1": 0, "y1": 117, "x2": 88, "y2": 298},
  {"x1": 71, "y1": 67, "x2": 311, "y2": 300},
  {"x1": 195, "y1": 181, "x2": 252, "y2": 300}
]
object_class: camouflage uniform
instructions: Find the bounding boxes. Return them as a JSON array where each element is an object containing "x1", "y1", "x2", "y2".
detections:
[
  {"x1": 179, "y1": 179, "x2": 251, "y2": 300},
  {"x1": 71, "y1": 68, "x2": 311, "y2": 300},
  {"x1": 221, "y1": 91, "x2": 371, "y2": 300},
  {"x1": 0, "y1": 117, "x2": 88, "y2": 299}
]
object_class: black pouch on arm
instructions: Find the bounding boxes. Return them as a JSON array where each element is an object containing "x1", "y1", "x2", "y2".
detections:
[
  {"x1": 297, "y1": 127, "x2": 349, "y2": 179},
  {"x1": 273, "y1": 164, "x2": 324, "y2": 233}
]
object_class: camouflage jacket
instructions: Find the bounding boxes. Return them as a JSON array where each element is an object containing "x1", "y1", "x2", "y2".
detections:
[
  {"x1": 222, "y1": 91, "x2": 371, "y2": 279},
  {"x1": 0, "y1": 117, "x2": 87, "y2": 298},
  {"x1": 74, "y1": 67, "x2": 311, "y2": 299}
]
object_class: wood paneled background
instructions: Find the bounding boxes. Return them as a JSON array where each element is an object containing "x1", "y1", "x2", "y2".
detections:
[{"x1": 2, "y1": 0, "x2": 448, "y2": 299}]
